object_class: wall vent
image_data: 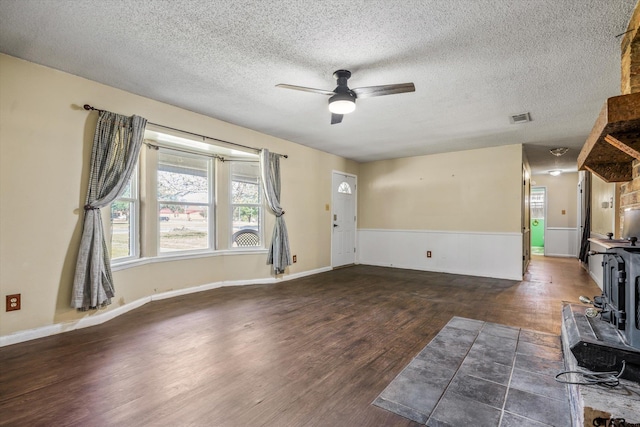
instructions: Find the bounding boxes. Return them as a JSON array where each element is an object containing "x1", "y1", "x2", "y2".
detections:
[{"x1": 509, "y1": 112, "x2": 531, "y2": 124}]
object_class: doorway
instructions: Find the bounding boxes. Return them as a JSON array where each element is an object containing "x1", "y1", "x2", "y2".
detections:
[
  {"x1": 531, "y1": 187, "x2": 546, "y2": 255},
  {"x1": 331, "y1": 171, "x2": 357, "y2": 268}
]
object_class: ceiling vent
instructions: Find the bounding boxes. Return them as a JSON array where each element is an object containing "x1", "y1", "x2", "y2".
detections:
[{"x1": 509, "y1": 112, "x2": 531, "y2": 124}]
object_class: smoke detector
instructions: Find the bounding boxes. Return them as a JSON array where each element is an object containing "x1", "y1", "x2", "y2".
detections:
[
  {"x1": 509, "y1": 112, "x2": 531, "y2": 124},
  {"x1": 550, "y1": 147, "x2": 569, "y2": 157}
]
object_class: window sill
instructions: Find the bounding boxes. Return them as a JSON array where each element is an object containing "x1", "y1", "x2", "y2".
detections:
[{"x1": 111, "y1": 248, "x2": 268, "y2": 272}]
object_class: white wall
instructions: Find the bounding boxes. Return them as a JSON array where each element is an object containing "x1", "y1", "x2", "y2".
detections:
[{"x1": 587, "y1": 240, "x2": 605, "y2": 290}]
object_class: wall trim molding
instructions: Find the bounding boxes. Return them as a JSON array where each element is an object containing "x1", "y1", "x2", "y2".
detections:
[
  {"x1": 546, "y1": 227, "x2": 578, "y2": 231},
  {"x1": 0, "y1": 266, "x2": 331, "y2": 347},
  {"x1": 357, "y1": 228, "x2": 521, "y2": 236},
  {"x1": 543, "y1": 253, "x2": 577, "y2": 258}
]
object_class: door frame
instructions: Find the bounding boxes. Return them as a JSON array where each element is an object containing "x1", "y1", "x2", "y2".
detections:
[
  {"x1": 331, "y1": 170, "x2": 358, "y2": 268},
  {"x1": 577, "y1": 171, "x2": 585, "y2": 256},
  {"x1": 522, "y1": 164, "x2": 531, "y2": 274},
  {"x1": 531, "y1": 186, "x2": 548, "y2": 256}
]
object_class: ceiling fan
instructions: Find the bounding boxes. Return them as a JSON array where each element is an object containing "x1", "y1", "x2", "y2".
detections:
[{"x1": 276, "y1": 70, "x2": 415, "y2": 124}]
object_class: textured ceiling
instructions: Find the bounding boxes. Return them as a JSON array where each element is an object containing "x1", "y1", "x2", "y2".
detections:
[{"x1": 0, "y1": 0, "x2": 636, "y2": 174}]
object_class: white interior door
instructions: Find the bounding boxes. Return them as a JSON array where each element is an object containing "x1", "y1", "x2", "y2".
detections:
[{"x1": 331, "y1": 172, "x2": 357, "y2": 267}]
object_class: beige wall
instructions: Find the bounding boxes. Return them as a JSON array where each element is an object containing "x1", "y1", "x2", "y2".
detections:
[
  {"x1": 591, "y1": 175, "x2": 618, "y2": 236},
  {"x1": 532, "y1": 173, "x2": 578, "y2": 228},
  {"x1": 358, "y1": 144, "x2": 523, "y2": 233},
  {"x1": 0, "y1": 54, "x2": 358, "y2": 337}
]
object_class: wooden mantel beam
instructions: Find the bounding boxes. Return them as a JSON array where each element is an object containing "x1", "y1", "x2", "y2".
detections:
[
  {"x1": 577, "y1": 92, "x2": 640, "y2": 182},
  {"x1": 604, "y1": 132, "x2": 640, "y2": 160}
]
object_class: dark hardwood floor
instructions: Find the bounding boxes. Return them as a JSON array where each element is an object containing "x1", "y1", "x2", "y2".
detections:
[{"x1": 0, "y1": 256, "x2": 599, "y2": 426}]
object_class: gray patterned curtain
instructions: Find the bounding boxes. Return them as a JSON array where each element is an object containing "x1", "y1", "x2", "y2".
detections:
[
  {"x1": 260, "y1": 149, "x2": 291, "y2": 274},
  {"x1": 72, "y1": 111, "x2": 147, "y2": 310}
]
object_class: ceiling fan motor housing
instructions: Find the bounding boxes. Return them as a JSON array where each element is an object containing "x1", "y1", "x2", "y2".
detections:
[
  {"x1": 333, "y1": 70, "x2": 356, "y2": 97},
  {"x1": 333, "y1": 69, "x2": 352, "y2": 85},
  {"x1": 329, "y1": 69, "x2": 357, "y2": 114}
]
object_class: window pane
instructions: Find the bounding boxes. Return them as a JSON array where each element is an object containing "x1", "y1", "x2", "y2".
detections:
[
  {"x1": 338, "y1": 181, "x2": 352, "y2": 194},
  {"x1": 159, "y1": 205, "x2": 209, "y2": 252},
  {"x1": 232, "y1": 206, "x2": 261, "y2": 247},
  {"x1": 232, "y1": 206, "x2": 260, "y2": 231},
  {"x1": 120, "y1": 179, "x2": 132, "y2": 198},
  {"x1": 158, "y1": 151, "x2": 209, "y2": 203},
  {"x1": 111, "y1": 201, "x2": 132, "y2": 259},
  {"x1": 232, "y1": 179, "x2": 259, "y2": 204},
  {"x1": 230, "y1": 161, "x2": 261, "y2": 249}
]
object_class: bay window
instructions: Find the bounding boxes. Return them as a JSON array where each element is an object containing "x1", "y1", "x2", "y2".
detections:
[{"x1": 109, "y1": 126, "x2": 265, "y2": 266}]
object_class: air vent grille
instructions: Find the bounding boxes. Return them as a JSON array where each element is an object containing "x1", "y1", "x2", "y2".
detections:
[{"x1": 509, "y1": 112, "x2": 531, "y2": 124}]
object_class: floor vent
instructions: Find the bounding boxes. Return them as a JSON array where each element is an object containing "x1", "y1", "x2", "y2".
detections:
[{"x1": 509, "y1": 112, "x2": 531, "y2": 124}]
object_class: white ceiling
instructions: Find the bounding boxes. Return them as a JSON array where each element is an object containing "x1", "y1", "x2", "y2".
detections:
[{"x1": 0, "y1": 0, "x2": 636, "y2": 174}]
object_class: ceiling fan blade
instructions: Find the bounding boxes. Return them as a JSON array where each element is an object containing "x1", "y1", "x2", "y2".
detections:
[
  {"x1": 276, "y1": 84, "x2": 335, "y2": 96},
  {"x1": 352, "y1": 83, "x2": 415, "y2": 99},
  {"x1": 331, "y1": 113, "x2": 343, "y2": 125}
]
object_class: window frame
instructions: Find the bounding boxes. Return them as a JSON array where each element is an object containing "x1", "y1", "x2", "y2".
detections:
[
  {"x1": 229, "y1": 161, "x2": 263, "y2": 249},
  {"x1": 156, "y1": 146, "x2": 216, "y2": 255},
  {"x1": 109, "y1": 165, "x2": 140, "y2": 264}
]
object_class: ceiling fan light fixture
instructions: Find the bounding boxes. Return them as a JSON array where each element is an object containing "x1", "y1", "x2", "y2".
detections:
[
  {"x1": 328, "y1": 93, "x2": 356, "y2": 114},
  {"x1": 277, "y1": 69, "x2": 414, "y2": 124},
  {"x1": 549, "y1": 147, "x2": 569, "y2": 157}
]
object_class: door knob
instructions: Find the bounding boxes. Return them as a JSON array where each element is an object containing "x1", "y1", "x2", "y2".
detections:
[{"x1": 333, "y1": 224, "x2": 338, "y2": 228}]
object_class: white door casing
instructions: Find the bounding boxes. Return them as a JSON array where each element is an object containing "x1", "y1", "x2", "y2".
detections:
[{"x1": 331, "y1": 172, "x2": 357, "y2": 267}]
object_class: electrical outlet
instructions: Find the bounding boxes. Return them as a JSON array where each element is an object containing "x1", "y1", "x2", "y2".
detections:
[
  {"x1": 427, "y1": 251, "x2": 432, "y2": 258},
  {"x1": 6, "y1": 294, "x2": 20, "y2": 311},
  {"x1": 292, "y1": 255, "x2": 297, "y2": 263}
]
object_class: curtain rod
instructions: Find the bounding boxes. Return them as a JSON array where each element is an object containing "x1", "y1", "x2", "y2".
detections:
[{"x1": 83, "y1": 104, "x2": 288, "y2": 159}]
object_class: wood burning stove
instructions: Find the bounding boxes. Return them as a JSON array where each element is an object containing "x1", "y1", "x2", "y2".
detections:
[
  {"x1": 563, "y1": 239, "x2": 640, "y2": 382},
  {"x1": 599, "y1": 246, "x2": 640, "y2": 349},
  {"x1": 563, "y1": 209, "x2": 640, "y2": 381}
]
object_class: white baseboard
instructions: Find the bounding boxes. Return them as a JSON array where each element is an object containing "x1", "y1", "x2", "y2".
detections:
[
  {"x1": 543, "y1": 253, "x2": 577, "y2": 258},
  {"x1": 357, "y1": 229, "x2": 523, "y2": 280},
  {"x1": 0, "y1": 266, "x2": 331, "y2": 347}
]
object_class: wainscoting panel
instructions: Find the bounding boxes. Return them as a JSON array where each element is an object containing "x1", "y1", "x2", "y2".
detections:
[
  {"x1": 357, "y1": 229, "x2": 523, "y2": 280},
  {"x1": 588, "y1": 240, "x2": 606, "y2": 290},
  {"x1": 544, "y1": 227, "x2": 578, "y2": 258}
]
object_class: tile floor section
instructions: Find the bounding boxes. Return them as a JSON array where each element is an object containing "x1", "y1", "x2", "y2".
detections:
[{"x1": 373, "y1": 317, "x2": 570, "y2": 426}]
